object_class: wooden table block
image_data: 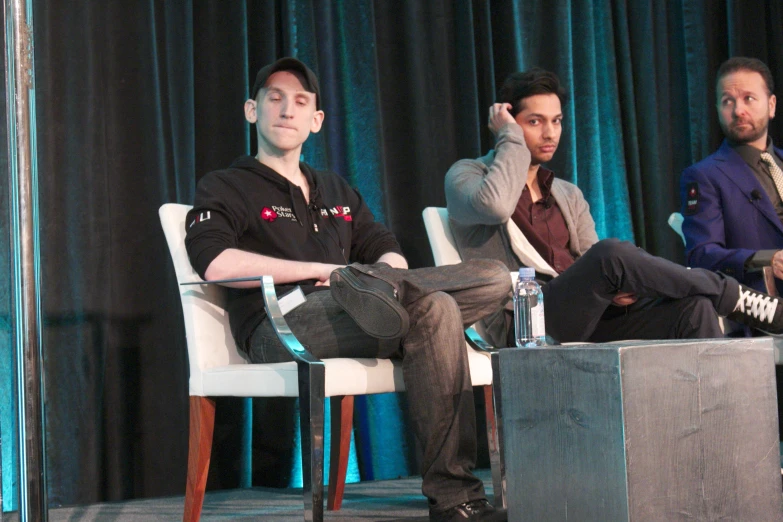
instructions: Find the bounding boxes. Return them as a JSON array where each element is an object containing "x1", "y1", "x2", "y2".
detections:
[{"x1": 496, "y1": 338, "x2": 783, "y2": 521}]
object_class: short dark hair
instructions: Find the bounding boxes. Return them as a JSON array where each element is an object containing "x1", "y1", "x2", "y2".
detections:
[
  {"x1": 498, "y1": 68, "x2": 567, "y2": 117},
  {"x1": 716, "y1": 57, "x2": 775, "y2": 96}
]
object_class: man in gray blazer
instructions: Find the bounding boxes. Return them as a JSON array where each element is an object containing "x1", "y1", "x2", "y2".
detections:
[{"x1": 445, "y1": 68, "x2": 783, "y2": 345}]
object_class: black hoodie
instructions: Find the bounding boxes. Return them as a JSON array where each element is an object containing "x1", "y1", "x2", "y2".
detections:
[{"x1": 185, "y1": 156, "x2": 404, "y2": 353}]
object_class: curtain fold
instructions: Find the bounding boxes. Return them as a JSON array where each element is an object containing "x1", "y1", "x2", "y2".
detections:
[
  {"x1": 2, "y1": 0, "x2": 783, "y2": 510},
  {"x1": 26, "y1": 0, "x2": 196, "y2": 506}
]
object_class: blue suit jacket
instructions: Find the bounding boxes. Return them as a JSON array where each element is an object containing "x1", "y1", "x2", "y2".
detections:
[{"x1": 680, "y1": 140, "x2": 783, "y2": 293}]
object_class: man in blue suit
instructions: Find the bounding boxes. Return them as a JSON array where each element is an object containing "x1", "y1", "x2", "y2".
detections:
[{"x1": 681, "y1": 57, "x2": 782, "y2": 295}]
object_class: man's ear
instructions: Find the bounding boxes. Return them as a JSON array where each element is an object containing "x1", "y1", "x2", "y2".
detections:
[
  {"x1": 770, "y1": 94, "x2": 777, "y2": 120},
  {"x1": 310, "y1": 110, "x2": 325, "y2": 133},
  {"x1": 244, "y1": 99, "x2": 258, "y2": 124}
]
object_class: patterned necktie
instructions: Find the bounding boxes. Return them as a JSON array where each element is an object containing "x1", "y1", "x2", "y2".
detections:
[{"x1": 760, "y1": 151, "x2": 783, "y2": 201}]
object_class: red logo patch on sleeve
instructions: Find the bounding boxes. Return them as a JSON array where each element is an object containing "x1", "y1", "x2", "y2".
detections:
[{"x1": 684, "y1": 182, "x2": 699, "y2": 216}]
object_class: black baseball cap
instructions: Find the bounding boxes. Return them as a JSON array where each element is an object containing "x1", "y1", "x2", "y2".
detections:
[{"x1": 250, "y1": 57, "x2": 321, "y2": 110}]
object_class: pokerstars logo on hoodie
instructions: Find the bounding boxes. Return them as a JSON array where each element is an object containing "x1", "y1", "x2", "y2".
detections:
[{"x1": 261, "y1": 206, "x2": 297, "y2": 223}]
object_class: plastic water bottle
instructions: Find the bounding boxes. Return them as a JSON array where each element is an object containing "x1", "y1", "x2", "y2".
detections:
[{"x1": 514, "y1": 267, "x2": 546, "y2": 347}]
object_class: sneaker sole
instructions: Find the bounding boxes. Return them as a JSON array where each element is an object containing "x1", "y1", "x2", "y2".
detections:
[{"x1": 331, "y1": 268, "x2": 410, "y2": 339}]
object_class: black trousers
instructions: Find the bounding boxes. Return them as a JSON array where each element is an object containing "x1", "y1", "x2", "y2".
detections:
[{"x1": 498, "y1": 238, "x2": 741, "y2": 344}]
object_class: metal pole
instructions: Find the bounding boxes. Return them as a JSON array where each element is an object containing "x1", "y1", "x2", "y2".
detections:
[{"x1": 4, "y1": 0, "x2": 46, "y2": 520}]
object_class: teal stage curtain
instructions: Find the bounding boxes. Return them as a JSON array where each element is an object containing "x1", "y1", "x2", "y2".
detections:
[{"x1": 2, "y1": 0, "x2": 783, "y2": 510}]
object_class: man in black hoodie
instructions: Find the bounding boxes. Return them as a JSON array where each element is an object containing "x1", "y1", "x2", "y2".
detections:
[{"x1": 185, "y1": 57, "x2": 510, "y2": 522}]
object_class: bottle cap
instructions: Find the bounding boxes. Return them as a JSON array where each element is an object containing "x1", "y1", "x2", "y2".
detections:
[{"x1": 518, "y1": 267, "x2": 535, "y2": 279}]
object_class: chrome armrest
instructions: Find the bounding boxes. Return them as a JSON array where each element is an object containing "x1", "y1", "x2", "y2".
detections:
[
  {"x1": 261, "y1": 275, "x2": 321, "y2": 364},
  {"x1": 261, "y1": 275, "x2": 324, "y2": 519},
  {"x1": 182, "y1": 274, "x2": 321, "y2": 363},
  {"x1": 465, "y1": 326, "x2": 496, "y2": 352}
]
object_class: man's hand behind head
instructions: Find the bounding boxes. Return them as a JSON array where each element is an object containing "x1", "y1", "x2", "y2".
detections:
[{"x1": 488, "y1": 103, "x2": 516, "y2": 137}]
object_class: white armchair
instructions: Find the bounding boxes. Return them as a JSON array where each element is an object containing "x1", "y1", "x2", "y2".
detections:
[
  {"x1": 160, "y1": 203, "x2": 407, "y2": 521},
  {"x1": 161, "y1": 203, "x2": 505, "y2": 520}
]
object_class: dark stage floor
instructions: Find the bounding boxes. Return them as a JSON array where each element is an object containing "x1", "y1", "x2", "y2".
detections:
[{"x1": 2, "y1": 469, "x2": 496, "y2": 521}]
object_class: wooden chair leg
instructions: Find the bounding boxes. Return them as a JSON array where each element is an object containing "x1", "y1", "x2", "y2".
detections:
[
  {"x1": 327, "y1": 395, "x2": 354, "y2": 511},
  {"x1": 184, "y1": 396, "x2": 215, "y2": 522},
  {"x1": 483, "y1": 384, "x2": 505, "y2": 509}
]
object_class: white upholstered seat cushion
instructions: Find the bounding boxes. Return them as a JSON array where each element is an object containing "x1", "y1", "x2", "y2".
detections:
[{"x1": 199, "y1": 350, "x2": 492, "y2": 398}]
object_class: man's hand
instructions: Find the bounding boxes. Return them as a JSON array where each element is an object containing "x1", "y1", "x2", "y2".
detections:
[
  {"x1": 772, "y1": 250, "x2": 783, "y2": 279},
  {"x1": 314, "y1": 263, "x2": 345, "y2": 286},
  {"x1": 611, "y1": 292, "x2": 638, "y2": 307},
  {"x1": 376, "y1": 252, "x2": 408, "y2": 269},
  {"x1": 488, "y1": 103, "x2": 516, "y2": 137},
  {"x1": 314, "y1": 253, "x2": 407, "y2": 286}
]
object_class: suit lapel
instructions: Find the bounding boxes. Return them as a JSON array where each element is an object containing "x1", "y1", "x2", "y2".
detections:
[{"x1": 713, "y1": 140, "x2": 783, "y2": 235}]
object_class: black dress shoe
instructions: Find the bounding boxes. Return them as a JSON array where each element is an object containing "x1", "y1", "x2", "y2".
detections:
[
  {"x1": 330, "y1": 265, "x2": 410, "y2": 339},
  {"x1": 430, "y1": 499, "x2": 507, "y2": 521}
]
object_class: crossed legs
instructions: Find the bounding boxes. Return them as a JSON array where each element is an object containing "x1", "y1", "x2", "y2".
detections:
[
  {"x1": 248, "y1": 259, "x2": 512, "y2": 512},
  {"x1": 543, "y1": 238, "x2": 737, "y2": 342}
]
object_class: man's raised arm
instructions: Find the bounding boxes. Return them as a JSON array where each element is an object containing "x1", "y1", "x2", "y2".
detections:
[{"x1": 445, "y1": 105, "x2": 531, "y2": 225}]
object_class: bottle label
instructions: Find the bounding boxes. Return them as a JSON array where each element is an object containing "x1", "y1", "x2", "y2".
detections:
[{"x1": 532, "y1": 299, "x2": 546, "y2": 338}]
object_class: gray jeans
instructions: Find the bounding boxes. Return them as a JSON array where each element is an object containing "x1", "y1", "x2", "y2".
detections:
[{"x1": 248, "y1": 259, "x2": 512, "y2": 512}]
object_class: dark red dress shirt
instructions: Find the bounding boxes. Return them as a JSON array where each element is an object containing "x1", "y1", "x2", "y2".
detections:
[{"x1": 510, "y1": 168, "x2": 574, "y2": 274}]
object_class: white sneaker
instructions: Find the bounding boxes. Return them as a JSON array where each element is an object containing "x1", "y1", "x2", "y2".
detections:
[{"x1": 726, "y1": 285, "x2": 783, "y2": 334}]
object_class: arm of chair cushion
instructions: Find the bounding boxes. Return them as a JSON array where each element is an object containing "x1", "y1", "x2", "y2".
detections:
[{"x1": 742, "y1": 251, "x2": 778, "y2": 296}]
